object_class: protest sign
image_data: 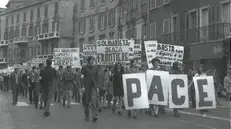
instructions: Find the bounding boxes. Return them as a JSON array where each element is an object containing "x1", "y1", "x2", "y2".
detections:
[
  {"x1": 146, "y1": 70, "x2": 169, "y2": 106},
  {"x1": 123, "y1": 73, "x2": 149, "y2": 110},
  {"x1": 193, "y1": 76, "x2": 216, "y2": 110},
  {"x1": 82, "y1": 44, "x2": 97, "y2": 63},
  {"x1": 144, "y1": 41, "x2": 184, "y2": 68},
  {"x1": 53, "y1": 48, "x2": 81, "y2": 68},
  {"x1": 96, "y1": 39, "x2": 131, "y2": 65},
  {"x1": 123, "y1": 73, "x2": 216, "y2": 110},
  {"x1": 169, "y1": 74, "x2": 189, "y2": 108}
]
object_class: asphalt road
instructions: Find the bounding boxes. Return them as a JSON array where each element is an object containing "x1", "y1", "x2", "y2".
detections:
[{"x1": 0, "y1": 92, "x2": 230, "y2": 129}]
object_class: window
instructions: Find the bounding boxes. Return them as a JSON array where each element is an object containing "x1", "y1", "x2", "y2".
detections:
[
  {"x1": 80, "y1": 0, "x2": 85, "y2": 11},
  {"x1": 200, "y1": 7, "x2": 209, "y2": 27},
  {"x1": 221, "y1": 2, "x2": 230, "y2": 23},
  {"x1": 98, "y1": 13, "x2": 107, "y2": 30},
  {"x1": 150, "y1": 22, "x2": 156, "y2": 39},
  {"x1": 28, "y1": 26, "x2": 34, "y2": 36},
  {"x1": 90, "y1": 0, "x2": 95, "y2": 8},
  {"x1": 150, "y1": 0, "x2": 156, "y2": 9},
  {"x1": 89, "y1": 16, "x2": 94, "y2": 31},
  {"x1": 37, "y1": 45, "x2": 40, "y2": 55},
  {"x1": 44, "y1": 5, "x2": 48, "y2": 18},
  {"x1": 16, "y1": 14, "x2": 20, "y2": 23},
  {"x1": 37, "y1": 7, "x2": 40, "y2": 19},
  {"x1": 5, "y1": 16, "x2": 8, "y2": 26},
  {"x1": 23, "y1": 12, "x2": 26, "y2": 22},
  {"x1": 21, "y1": 25, "x2": 27, "y2": 36},
  {"x1": 34, "y1": 46, "x2": 37, "y2": 57},
  {"x1": 79, "y1": 19, "x2": 85, "y2": 34},
  {"x1": 109, "y1": 32, "x2": 114, "y2": 39},
  {"x1": 188, "y1": 10, "x2": 198, "y2": 29},
  {"x1": 88, "y1": 37, "x2": 94, "y2": 44},
  {"x1": 11, "y1": 15, "x2": 14, "y2": 25},
  {"x1": 54, "y1": 2, "x2": 59, "y2": 15},
  {"x1": 52, "y1": 21, "x2": 59, "y2": 32},
  {"x1": 35, "y1": 24, "x2": 41, "y2": 35},
  {"x1": 108, "y1": 10, "x2": 115, "y2": 27},
  {"x1": 156, "y1": 0, "x2": 163, "y2": 7},
  {"x1": 14, "y1": 48, "x2": 17, "y2": 59},
  {"x1": 42, "y1": 22, "x2": 49, "y2": 33},
  {"x1": 101, "y1": 0, "x2": 106, "y2": 5},
  {"x1": 30, "y1": 9, "x2": 34, "y2": 21},
  {"x1": 163, "y1": 18, "x2": 170, "y2": 33}
]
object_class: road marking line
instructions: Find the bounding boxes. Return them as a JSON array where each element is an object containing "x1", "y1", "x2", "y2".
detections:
[
  {"x1": 16, "y1": 102, "x2": 29, "y2": 107},
  {"x1": 166, "y1": 109, "x2": 230, "y2": 122}
]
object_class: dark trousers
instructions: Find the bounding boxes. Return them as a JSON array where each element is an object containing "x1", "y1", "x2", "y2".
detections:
[
  {"x1": 29, "y1": 84, "x2": 35, "y2": 103},
  {"x1": 72, "y1": 87, "x2": 80, "y2": 102},
  {"x1": 43, "y1": 86, "x2": 53, "y2": 113},
  {"x1": 12, "y1": 84, "x2": 19, "y2": 104},
  {"x1": 84, "y1": 88, "x2": 98, "y2": 118},
  {"x1": 4, "y1": 82, "x2": 9, "y2": 92},
  {"x1": 33, "y1": 83, "x2": 40, "y2": 107}
]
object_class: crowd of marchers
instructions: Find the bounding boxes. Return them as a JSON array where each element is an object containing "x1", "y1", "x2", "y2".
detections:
[{"x1": 0, "y1": 57, "x2": 230, "y2": 122}]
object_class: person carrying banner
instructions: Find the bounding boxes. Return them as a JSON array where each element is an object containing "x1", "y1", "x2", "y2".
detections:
[
  {"x1": 189, "y1": 65, "x2": 208, "y2": 117},
  {"x1": 149, "y1": 58, "x2": 162, "y2": 117},
  {"x1": 127, "y1": 59, "x2": 140, "y2": 119},
  {"x1": 40, "y1": 59, "x2": 57, "y2": 117},
  {"x1": 169, "y1": 62, "x2": 182, "y2": 117},
  {"x1": 112, "y1": 63, "x2": 124, "y2": 115},
  {"x1": 81, "y1": 56, "x2": 99, "y2": 122}
]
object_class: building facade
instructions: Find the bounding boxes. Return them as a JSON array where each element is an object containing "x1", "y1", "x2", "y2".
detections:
[
  {"x1": 147, "y1": 0, "x2": 230, "y2": 77},
  {"x1": 0, "y1": 0, "x2": 76, "y2": 67},
  {"x1": 73, "y1": 0, "x2": 119, "y2": 51}
]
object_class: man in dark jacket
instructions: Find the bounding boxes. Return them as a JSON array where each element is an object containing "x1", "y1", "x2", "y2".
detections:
[
  {"x1": 40, "y1": 59, "x2": 56, "y2": 117},
  {"x1": 81, "y1": 56, "x2": 99, "y2": 122}
]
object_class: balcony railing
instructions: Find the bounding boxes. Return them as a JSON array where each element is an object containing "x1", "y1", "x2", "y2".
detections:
[
  {"x1": 158, "y1": 32, "x2": 181, "y2": 45},
  {"x1": 186, "y1": 23, "x2": 231, "y2": 44}
]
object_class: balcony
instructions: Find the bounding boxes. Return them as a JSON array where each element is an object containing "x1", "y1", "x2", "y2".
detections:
[
  {"x1": 0, "y1": 58, "x2": 7, "y2": 64},
  {"x1": 0, "y1": 40, "x2": 8, "y2": 46},
  {"x1": 158, "y1": 32, "x2": 181, "y2": 45},
  {"x1": 13, "y1": 37, "x2": 29, "y2": 44},
  {"x1": 186, "y1": 23, "x2": 231, "y2": 44},
  {"x1": 37, "y1": 32, "x2": 60, "y2": 41}
]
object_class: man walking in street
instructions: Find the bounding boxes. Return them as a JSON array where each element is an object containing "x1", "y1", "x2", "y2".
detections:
[
  {"x1": 11, "y1": 68, "x2": 20, "y2": 105},
  {"x1": 39, "y1": 63, "x2": 44, "y2": 109},
  {"x1": 81, "y1": 56, "x2": 100, "y2": 122},
  {"x1": 40, "y1": 59, "x2": 56, "y2": 117},
  {"x1": 54, "y1": 66, "x2": 63, "y2": 103},
  {"x1": 31, "y1": 66, "x2": 41, "y2": 108}
]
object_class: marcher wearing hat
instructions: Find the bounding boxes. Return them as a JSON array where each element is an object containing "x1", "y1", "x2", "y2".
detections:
[{"x1": 40, "y1": 59, "x2": 57, "y2": 117}]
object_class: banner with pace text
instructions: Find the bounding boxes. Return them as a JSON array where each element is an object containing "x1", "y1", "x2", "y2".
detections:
[
  {"x1": 53, "y1": 48, "x2": 81, "y2": 68},
  {"x1": 123, "y1": 71, "x2": 216, "y2": 110},
  {"x1": 96, "y1": 39, "x2": 133, "y2": 65},
  {"x1": 144, "y1": 41, "x2": 184, "y2": 68}
]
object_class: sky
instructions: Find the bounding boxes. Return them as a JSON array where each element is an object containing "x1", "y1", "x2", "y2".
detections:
[{"x1": 0, "y1": 0, "x2": 9, "y2": 8}]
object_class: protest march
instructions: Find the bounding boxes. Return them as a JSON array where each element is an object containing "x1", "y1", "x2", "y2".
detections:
[{"x1": 0, "y1": 39, "x2": 229, "y2": 125}]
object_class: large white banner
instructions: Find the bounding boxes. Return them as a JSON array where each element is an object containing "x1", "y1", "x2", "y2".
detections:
[
  {"x1": 193, "y1": 76, "x2": 216, "y2": 110},
  {"x1": 96, "y1": 39, "x2": 132, "y2": 64},
  {"x1": 123, "y1": 73, "x2": 149, "y2": 110},
  {"x1": 146, "y1": 70, "x2": 169, "y2": 105},
  {"x1": 169, "y1": 74, "x2": 189, "y2": 108},
  {"x1": 122, "y1": 72, "x2": 216, "y2": 110},
  {"x1": 144, "y1": 41, "x2": 184, "y2": 68},
  {"x1": 53, "y1": 48, "x2": 81, "y2": 68}
]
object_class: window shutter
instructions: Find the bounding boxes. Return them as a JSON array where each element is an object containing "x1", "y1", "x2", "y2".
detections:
[
  {"x1": 98, "y1": 15, "x2": 101, "y2": 29},
  {"x1": 104, "y1": 14, "x2": 107, "y2": 29}
]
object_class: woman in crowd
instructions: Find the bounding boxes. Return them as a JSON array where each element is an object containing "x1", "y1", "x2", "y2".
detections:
[
  {"x1": 112, "y1": 63, "x2": 124, "y2": 115},
  {"x1": 169, "y1": 62, "x2": 181, "y2": 117},
  {"x1": 105, "y1": 66, "x2": 113, "y2": 108},
  {"x1": 73, "y1": 68, "x2": 81, "y2": 103},
  {"x1": 98, "y1": 65, "x2": 106, "y2": 112}
]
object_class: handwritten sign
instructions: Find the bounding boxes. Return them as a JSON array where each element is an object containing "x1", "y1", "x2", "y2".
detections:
[
  {"x1": 96, "y1": 39, "x2": 131, "y2": 64},
  {"x1": 82, "y1": 44, "x2": 97, "y2": 64},
  {"x1": 145, "y1": 41, "x2": 184, "y2": 68},
  {"x1": 53, "y1": 48, "x2": 80, "y2": 68}
]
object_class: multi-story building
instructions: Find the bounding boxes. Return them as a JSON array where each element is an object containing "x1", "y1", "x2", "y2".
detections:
[
  {"x1": 73, "y1": 0, "x2": 119, "y2": 50},
  {"x1": 0, "y1": 0, "x2": 76, "y2": 67},
  {"x1": 148, "y1": 0, "x2": 230, "y2": 78}
]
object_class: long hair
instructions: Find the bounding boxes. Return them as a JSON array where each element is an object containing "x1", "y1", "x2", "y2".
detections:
[{"x1": 114, "y1": 62, "x2": 124, "y2": 73}]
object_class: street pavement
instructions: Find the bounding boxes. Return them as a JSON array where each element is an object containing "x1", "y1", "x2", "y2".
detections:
[{"x1": 0, "y1": 92, "x2": 230, "y2": 129}]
